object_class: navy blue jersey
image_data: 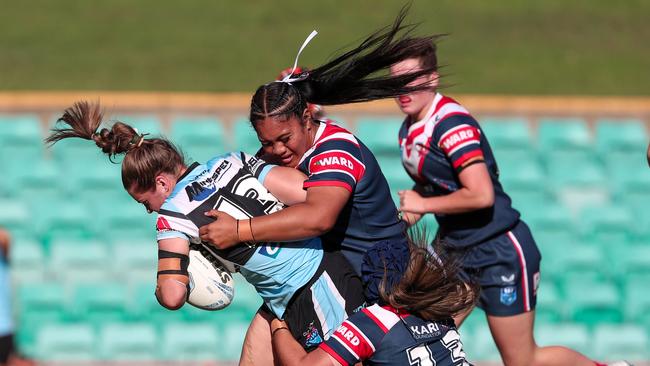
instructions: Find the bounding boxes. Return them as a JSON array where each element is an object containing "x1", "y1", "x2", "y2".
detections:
[
  {"x1": 297, "y1": 120, "x2": 406, "y2": 254},
  {"x1": 156, "y1": 152, "x2": 322, "y2": 318},
  {"x1": 398, "y1": 94, "x2": 520, "y2": 248},
  {"x1": 320, "y1": 304, "x2": 471, "y2": 366}
]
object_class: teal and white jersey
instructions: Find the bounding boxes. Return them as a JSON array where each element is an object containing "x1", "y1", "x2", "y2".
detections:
[{"x1": 155, "y1": 151, "x2": 323, "y2": 318}]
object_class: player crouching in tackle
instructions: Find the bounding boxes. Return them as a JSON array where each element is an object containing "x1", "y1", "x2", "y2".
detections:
[{"x1": 45, "y1": 101, "x2": 365, "y2": 354}]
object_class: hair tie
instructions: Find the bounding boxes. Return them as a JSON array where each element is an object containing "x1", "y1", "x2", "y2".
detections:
[
  {"x1": 276, "y1": 30, "x2": 318, "y2": 84},
  {"x1": 129, "y1": 131, "x2": 149, "y2": 149}
]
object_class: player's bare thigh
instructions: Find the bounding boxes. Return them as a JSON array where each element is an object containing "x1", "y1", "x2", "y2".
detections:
[{"x1": 239, "y1": 310, "x2": 276, "y2": 366}]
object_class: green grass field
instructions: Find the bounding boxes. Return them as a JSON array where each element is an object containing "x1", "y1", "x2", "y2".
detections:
[{"x1": 0, "y1": 0, "x2": 648, "y2": 95}]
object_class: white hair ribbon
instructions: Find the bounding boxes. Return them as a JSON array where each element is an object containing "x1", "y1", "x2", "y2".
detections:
[{"x1": 280, "y1": 30, "x2": 318, "y2": 83}]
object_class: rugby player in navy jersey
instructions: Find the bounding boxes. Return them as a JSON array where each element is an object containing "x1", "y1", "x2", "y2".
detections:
[
  {"x1": 269, "y1": 240, "x2": 477, "y2": 366},
  {"x1": 389, "y1": 38, "x2": 630, "y2": 366}
]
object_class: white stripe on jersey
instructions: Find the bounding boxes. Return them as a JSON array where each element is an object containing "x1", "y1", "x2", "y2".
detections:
[
  {"x1": 345, "y1": 320, "x2": 376, "y2": 352},
  {"x1": 365, "y1": 304, "x2": 401, "y2": 330},
  {"x1": 317, "y1": 131, "x2": 359, "y2": 147},
  {"x1": 332, "y1": 329, "x2": 362, "y2": 360},
  {"x1": 434, "y1": 101, "x2": 470, "y2": 122}
]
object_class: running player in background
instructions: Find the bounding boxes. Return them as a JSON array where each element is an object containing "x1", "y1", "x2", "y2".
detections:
[
  {"x1": 390, "y1": 38, "x2": 630, "y2": 366},
  {"x1": 270, "y1": 239, "x2": 477, "y2": 366},
  {"x1": 45, "y1": 101, "x2": 366, "y2": 353}
]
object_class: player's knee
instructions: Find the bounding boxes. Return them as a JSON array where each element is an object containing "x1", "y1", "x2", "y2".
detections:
[{"x1": 156, "y1": 280, "x2": 187, "y2": 310}]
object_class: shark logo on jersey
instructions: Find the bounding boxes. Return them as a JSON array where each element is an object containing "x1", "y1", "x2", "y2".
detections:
[
  {"x1": 302, "y1": 321, "x2": 323, "y2": 348},
  {"x1": 500, "y1": 286, "x2": 517, "y2": 306}
]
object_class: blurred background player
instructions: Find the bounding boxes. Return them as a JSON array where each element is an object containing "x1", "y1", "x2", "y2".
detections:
[
  {"x1": 269, "y1": 239, "x2": 478, "y2": 366},
  {"x1": 0, "y1": 229, "x2": 34, "y2": 366},
  {"x1": 390, "y1": 38, "x2": 630, "y2": 366},
  {"x1": 45, "y1": 101, "x2": 367, "y2": 358}
]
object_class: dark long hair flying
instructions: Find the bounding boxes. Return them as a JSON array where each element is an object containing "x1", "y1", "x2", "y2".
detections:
[
  {"x1": 45, "y1": 101, "x2": 185, "y2": 192},
  {"x1": 379, "y1": 233, "x2": 479, "y2": 322},
  {"x1": 250, "y1": 7, "x2": 443, "y2": 124}
]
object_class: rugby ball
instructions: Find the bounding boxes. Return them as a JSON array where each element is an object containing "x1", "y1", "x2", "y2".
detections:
[{"x1": 186, "y1": 243, "x2": 235, "y2": 310}]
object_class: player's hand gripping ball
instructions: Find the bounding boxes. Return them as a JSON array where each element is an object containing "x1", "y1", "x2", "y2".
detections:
[{"x1": 186, "y1": 243, "x2": 235, "y2": 310}]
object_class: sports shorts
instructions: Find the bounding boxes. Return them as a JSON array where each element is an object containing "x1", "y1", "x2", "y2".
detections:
[
  {"x1": 282, "y1": 251, "x2": 366, "y2": 350},
  {"x1": 455, "y1": 220, "x2": 542, "y2": 316}
]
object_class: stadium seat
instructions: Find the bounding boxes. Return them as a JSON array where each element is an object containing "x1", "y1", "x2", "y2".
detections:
[
  {"x1": 98, "y1": 322, "x2": 158, "y2": 360},
  {"x1": 0, "y1": 114, "x2": 42, "y2": 142},
  {"x1": 112, "y1": 238, "x2": 156, "y2": 283},
  {"x1": 595, "y1": 118, "x2": 647, "y2": 155},
  {"x1": 612, "y1": 246, "x2": 650, "y2": 284},
  {"x1": 10, "y1": 238, "x2": 46, "y2": 284},
  {"x1": 35, "y1": 323, "x2": 95, "y2": 361},
  {"x1": 37, "y1": 201, "x2": 95, "y2": 244},
  {"x1": 535, "y1": 280, "x2": 565, "y2": 323},
  {"x1": 592, "y1": 324, "x2": 648, "y2": 360},
  {"x1": 537, "y1": 118, "x2": 592, "y2": 153},
  {"x1": 499, "y1": 159, "x2": 549, "y2": 211},
  {"x1": 525, "y1": 202, "x2": 577, "y2": 249},
  {"x1": 170, "y1": 116, "x2": 225, "y2": 163},
  {"x1": 111, "y1": 114, "x2": 163, "y2": 136},
  {"x1": 12, "y1": 160, "x2": 63, "y2": 209},
  {"x1": 219, "y1": 320, "x2": 250, "y2": 360},
  {"x1": 624, "y1": 278, "x2": 650, "y2": 327},
  {"x1": 48, "y1": 240, "x2": 110, "y2": 284},
  {"x1": 546, "y1": 158, "x2": 608, "y2": 213},
  {"x1": 355, "y1": 116, "x2": 402, "y2": 157},
  {"x1": 461, "y1": 324, "x2": 500, "y2": 362},
  {"x1": 578, "y1": 204, "x2": 633, "y2": 252},
  {"x1": 161, "y1": 323, "x2": 219, "y2": 360},
  {"x1": 95, "y1": 200, "x2": 156, "y2": 240},
  {"x1": 563, "y1": 279, "x2": 622, "y2": 325},
  {"x1": 50, "y1": 137, "x2": 108, "y2": 168},
  {"x1": 0, "y1": 199, "x2": 31, "y2": 239},
  {"x1": 16, "y1": 282, "x2": 69, "y2": 351},
  {"x1": 543, "y1": 243, "x2": 606, "y2": 284},
  {"x1": 232, "y1": 117, "x2": 262, "y2": 154},
  {"x1": 535, "y1": 323, "x2": 591, "y2": 355},
  {"x1": 69, "y1": 282, "x2": 130, "y2": 325},
  {"x1": 480, "y1": 117, "x2": 532, "y2": 152}
]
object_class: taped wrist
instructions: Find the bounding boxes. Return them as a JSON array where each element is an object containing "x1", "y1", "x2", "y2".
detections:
[{"x1": 157, "y1": 250, "x2": 189, "y2": 277}]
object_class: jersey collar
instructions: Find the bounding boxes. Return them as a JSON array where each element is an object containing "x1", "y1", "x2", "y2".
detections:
[{"x1": 176, "y1": 162, "x2": 200, "y2": 183}]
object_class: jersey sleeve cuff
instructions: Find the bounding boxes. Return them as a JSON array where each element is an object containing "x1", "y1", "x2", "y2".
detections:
[
  {"x1": 319, "y1": 343, "x2": 349, "y2": 366},
  {"x1": 257, "y1": 164, "x2": 277, "y2": 184},
  {"x1": 303, "y1": 180, "x2": 353, "y2": 193},
  {"x1": 156, "y1": 230, "x2": 190, "y2": 242}
]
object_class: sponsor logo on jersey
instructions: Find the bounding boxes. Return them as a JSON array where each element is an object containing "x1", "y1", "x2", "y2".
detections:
[
  {"x1": 156, "y1": 217, "x2": 173, "y2": 231},
  {"x1": 438, "y1": 124, "x2": 481, "y2": 156},
  {"x1": 302, "y1": 321, "x2": 324, "y2": 348},
  {"x1": 186, "y1": 160, "x2": 231, "y2": 201},
  {"x1": 258, "y1": 243, "x2": 281, "y2": 259},
  {"x1": 409, "y1": 322, "x2": 442, "y2": 339},
  {"x1": 309, "y1": 150, "x2": 365, "y2": 182},
  {"x1": 500, "y1": 286, "x2": 517, "y2": 306}
]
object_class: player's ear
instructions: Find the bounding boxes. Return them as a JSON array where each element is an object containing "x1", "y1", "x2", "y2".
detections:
[
  {"x1": 156, "y1": 174, "x2": 172, "y2": 193},
  {"x1": 428, "y1": 71, "x2": 440, "y2": 89}
]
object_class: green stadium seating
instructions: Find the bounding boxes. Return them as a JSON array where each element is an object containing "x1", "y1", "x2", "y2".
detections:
[
  {"x1": 525, "y1": 202, "x2": 577, "y2": 252},
  {"x1": 48, "y1": 240, "x2": 110, "y2": 284},
  {"x1": 232, "y1": 117, "x2": 261, "y2": 154},
  {"x1": 563, "y1": 279, "x2": 622, "y2": 325},
  {"x1": 96, "y1": 200, "x2": 156, "y2": 240},
  {"x1": 0, "y1": 199, "x2": 31, "y2": 239},
  {"x1": 219, "y1": 320, "x2": 249, "y2": 360},
  {"x1": 462, "y1": 324, "x2": 500, "y2": 362},
  {"x1": 355, "y1": 117, "x2": 402, "y2": 157},
  {"x1": 69, "y1": 282, "x2": 130, "y2": 325},
  {"x1": 38, "y1": 201, "x2": 95, "y2": 244},
  {"x1": 535, "y1": 280, "x2": 565, "y2": 323},
  {"x1": 16, "y1": 282, "x2": 69, "y2": 352},
  {"x1": 613, "y1": 246, "x2": 650, "y2": 284},
  {"x1": 535, "y1": 323, "x2": 591, "y2": 355},
  {"x1": 499, "y1": 159, "x2": 549, "y2": 212},
  {"x1": 480, "y1": 117, "x2": 532, "y2": 152},
  {"x1": 624, "y1": 278, "x2": 650, "y2": 327},
  {"x1": 543, "y1": 243, "x2": 606, "y2": 284},
  {"x1": 0, "y1": 114, "x2": 42, "y2": 142},
  {"x1": 98, "y1": 323, "x2": 158, "y2": 360},
  {"x1": 592, "y1": 324, "x2": 648, "y2": 360},
  {"x1": 111, "y1": 114, "x2": 163, "y2": 136},
  {"x1": 595, "y1": 119, "x2": 647, "y2": 155},
  {"x1": 537, "y1": 118, "x2": 592, "y2": 152},
  {"x1": 112, "y1": 239, "x2": 156, "y2": 283},
  {"x1": 12, "y1": 160, "x2": 62, "y2": 208},
  {"x1": 10, "y1": 238, "x2": 46, "y2": 285},
  {"x1": 578, "y1": 205, "x2": 633, "y2": 252},
  {"x1": 35, "y1": 323, "x2": 95, "y2": 361},
  {"x1": 171, "y1": 116, "x2": 225, "y2": 163},
  {"x1": 161, "y1": 323, "x2": 220, "y2": 360}
]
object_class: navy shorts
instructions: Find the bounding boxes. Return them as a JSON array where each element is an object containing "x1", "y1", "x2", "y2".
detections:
[{"x1": 457, "y1": 220, "x2": 542, "y2": 316}]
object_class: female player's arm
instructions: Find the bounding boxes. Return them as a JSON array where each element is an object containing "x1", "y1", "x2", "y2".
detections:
[
  {"x1": 271, "y1": 320, "x2": 341, "y2": 366},
  {"x1": 155, "y1": 237, "x2": 190, "y2": 310},
  {"x1": 399, "y1": 162, "x2": 494, "y2": 215},
  {"x1": 261, "y1": 166, "x2": 308, "y2": 205},
  {"x1": 200, "y1": 186, "x2": 350, "y2": 247}
]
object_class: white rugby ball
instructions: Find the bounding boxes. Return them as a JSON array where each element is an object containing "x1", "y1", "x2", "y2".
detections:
[{"x1": 186, "y1": 244, "x2": 235, "y2": 310}]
